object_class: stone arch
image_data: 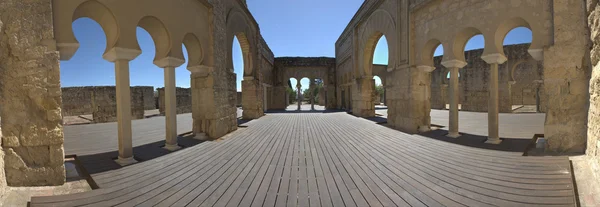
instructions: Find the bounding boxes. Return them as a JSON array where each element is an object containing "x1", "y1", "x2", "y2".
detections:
[
  {"x1": 360, "y1": 9, "x2": 397, "y2": 77},
  {"x1": 182, "y1": 33, "x2": 204, "y2": 67},
  {"x1": 450, "y1": 27, "x2": 484, "y2": 62},
  {"x1": 56, "y1": 0, "x2": 119, "y2": 60},
  {"x1": 227, "y1": 10, "x2": 254, "y2": 76},
  {"x1": 510, "y1": 59, "x2": 528, "y2": 82},
  {"x1": 492, "y1": 17, "x2": 543, "y2": 60},
  {"x1": 420, "y1": 38, "x2": 443, "y2": 67},
  {"x1": 137, "y1": 16, "x2": 172, "y2": 62}
]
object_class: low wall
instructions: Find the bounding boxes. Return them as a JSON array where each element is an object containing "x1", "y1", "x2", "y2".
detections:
[
  {"x1": 157, "y1": 87, "x2": 192, "y2": 114},
  {"x1": 61, "y1": 86, "x2": 154, "y2": 122}
]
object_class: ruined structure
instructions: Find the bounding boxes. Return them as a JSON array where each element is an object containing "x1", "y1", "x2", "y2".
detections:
[
  {"x1": 587, "y1": 0, "x2": 600, "y2": 181},
  {"x1": 157, "y1": 87, "x2": 192, "y2": 115},
  {"x1": 0, "y1": 0, "x2": 599, "y2": 196},
  {"x1": 62, "y1": 86, "x2": 154, "y2": 122}
]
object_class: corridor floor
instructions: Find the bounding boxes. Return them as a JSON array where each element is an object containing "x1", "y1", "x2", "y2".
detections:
[{"x1": 31, "y1": 111, "x2": 575, "y2": 206}]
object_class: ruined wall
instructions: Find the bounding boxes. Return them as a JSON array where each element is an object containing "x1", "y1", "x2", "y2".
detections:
[
  {"x1": 0, "y1": 0, "x2": 65, "y2": 186},
  {"x1": 587, "y1": 0, "x2": 600, "y2": 175},
  {"x1": 62, "y1": 86, "x2": 154, "y2": 117},
  {"x1": 61, "y1": 86, "x2": 153, "y2": 122},
  {"x1": 158, "y1": 87, "x2": 192, "y2": 114},
  {"x1": 91, "y1": 86, "x2": 149, "y2": 123},
  {"x1": 0, "y1": 19, "x2": 5, "y2": 197}
]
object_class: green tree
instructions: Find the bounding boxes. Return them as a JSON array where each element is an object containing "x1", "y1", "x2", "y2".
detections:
[
  {"x1": 375, "y1": 84, "x2": 384, "y2": 96},
  {"x1": 286, "y1": 87, "x2": 296, "y2": 104}
]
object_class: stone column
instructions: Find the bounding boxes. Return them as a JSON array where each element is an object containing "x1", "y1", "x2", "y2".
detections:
[
  {"x1": 104, "y1": 47, "x2": 142, "y2": 166},
  {"x1": 441, "y1": 60, "x2": 467, "y2": 138},
  {"x1": 310, "y1": 78, "x2": 316, "y2": 110},
  {"x1": 482, "y1": 54, "x2": 507, "y2": 144},
  {"x1": 297, "y1": 82, "x2": 302, "y2": 111},
  {"x1": 417, "y1": 65, "x2": 436, "y2": 132},
  {"x1": 155, "y1": 57, "x2": 184, "y2": 151}
]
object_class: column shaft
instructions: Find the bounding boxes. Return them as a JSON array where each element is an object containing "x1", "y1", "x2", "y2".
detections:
[
  {"x1": 310, "y1": 80, "x2": 315, "y2": 110},
  {"x1": 447, "y1": 67, "x2": 460, "y2": 138},
  {"x1": 115, "y1": 59, "x2": 135, "y2": 165},
  {"x1": 486, "y1": 63, "x2": 501, "y2": 144},
  {"x1": 297, "y1": 85, "x2": 301, "y2": 111},
  {"x1": 164, "y1": 66, "x2": 179, "y2": 150}
]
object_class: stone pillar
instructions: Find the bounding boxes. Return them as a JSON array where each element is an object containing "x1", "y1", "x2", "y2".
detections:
[
  {"x1": 441, "y1": 60, "x2": 467, "y2": 138},
  {"x1": 543, "y1": 0, "x2": 590, "y2": 152},
  {"x1": 351, "y1": 77, "x2": 375, "y2": 117},
  {"x1": 155, "y1": 57, "x2": 184, "y2": 151},
  {"x1": 297, "y1": 83, "x2": 302, "y2": 111},
  {"x1": 310, "y1": 78, "x2": 316, "y2": 110},
  {"x1": 241, "y1": 76, "x2": 264, "y2": 119},
  {"x1": 103, "y1": 48, "x2": 141, "y2": 166},
  {"x1": 417, "y1": 66, "x2": 436, "y2": 132},
  {"x1": 482, "y1": 54, "x2": 507, "y2": 144}
]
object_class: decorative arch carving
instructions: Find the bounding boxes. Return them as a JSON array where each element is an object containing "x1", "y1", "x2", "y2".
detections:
[
  {"x1": 55, "y1": 0, "x2": 119, "y2": 60},
  {"x1": 137, "y1": 16, "x2": 172, "y2": 62},
  {"x1": 227, "y1": 9, "x2": 255, "y2": 76},
  {"x1": 359, "y1": 9, "x2": 397, "y2": 77}
]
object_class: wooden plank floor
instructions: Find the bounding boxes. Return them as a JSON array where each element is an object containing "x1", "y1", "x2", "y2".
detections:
[{"x1": 31, "y1": 112, "x2": 576, "y2": 206}]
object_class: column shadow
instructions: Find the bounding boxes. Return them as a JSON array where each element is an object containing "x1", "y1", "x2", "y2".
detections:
[
  {"x1": 415, "y1": 128, "x2": 533, "y2": 153},
  {"x1": 74, "y1": 134, "x2": 205, "y2": 176}
]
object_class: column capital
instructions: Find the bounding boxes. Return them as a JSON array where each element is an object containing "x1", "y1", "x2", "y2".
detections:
[
  {"x1": 417, "y1": 65, "x2": 436, "y2": 73},
  {"x1": 441, "y1": 59, "x2": 467, "y2": 69},
  {"x1": 187, "y1": 65, "x2": 213, "y2": 76},
  {"x1": 102, "y1": 47, "x2": 141, "y2": 62},
  {"x1": 154, "y1": 57, "x2": 185, "y2": 68},
  {"x1": 481, "y1": 53, "x2": 507, "y2": 65}
]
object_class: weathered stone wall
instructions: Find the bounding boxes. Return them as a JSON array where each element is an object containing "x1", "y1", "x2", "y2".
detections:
[
  {"x1": 0, "y1": 18, "x2": 5, "y2": 197},
  {"x1": 158, "y1": 87, "x2": 192, "y2": 114},
  {"x1": 543, "y1": 0, "x2": 591, "y2": 153},
  {"x1": 0, "y1": 0, "x2": 65, "y2": 186},
  {"x1": 91, "y1": 86, "x2": 149, "y2": 123},
  {"x1": 62, "y1": 86, "x2": 155, "y2": 117},
  {"x1": 61, "y1": 86, "x2": 153, "y2": 122},
  {"x1": 587, "y1": 0, "x2": 600, "y2": 176}
]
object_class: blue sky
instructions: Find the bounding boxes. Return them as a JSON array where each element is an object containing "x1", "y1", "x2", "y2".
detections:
[{"x1": 61, "y1": 0, "x2": 532, "y2": 91}]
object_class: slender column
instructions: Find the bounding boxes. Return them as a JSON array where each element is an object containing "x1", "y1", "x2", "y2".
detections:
[
  {"x1": 115, "y1": 60, "x2": 135, "y2": 163},
  {"x1": 310, "y1": 78, "x2": 316, "y2": 110},
  {"x1": 103, "y1": 47, "x2": 141, "y2": 166},
  {"x1": 155, "y1": 57, "x2": 185, "y2": 150},
  {"x1": 441, "y1": 60, "x2": 466, "y2": 138},
  {"x1": 297, "y1": 83, "x2": 302, "y2": 111},
  {"x1": 482, "y1": 53, "x2": 507, "y2": 144}
]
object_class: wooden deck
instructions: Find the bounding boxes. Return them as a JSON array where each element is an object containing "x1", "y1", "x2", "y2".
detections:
[{"x1": 31, "y1": 112, "x2": 576, "y2": 206}]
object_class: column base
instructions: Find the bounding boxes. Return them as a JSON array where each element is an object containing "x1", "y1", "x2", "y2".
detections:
[
  {"x1": 485, "y1": 138, "x2": 502, "y2": 144},
  {"x1": 115, "y1": 156, "x2": 138, "y2": 166},
  {"x1": 163, "y1": 143, "x2": 181, "y2": 151},
  {"x1": 194, "y1": 133, "x2": 209, "y2": 141},
  {"x1": 446, "y1": 132, "x2": 461, "y2": 138},
  {"x1": 418, "y1": 126, "x2": 431, "y2": 133}
]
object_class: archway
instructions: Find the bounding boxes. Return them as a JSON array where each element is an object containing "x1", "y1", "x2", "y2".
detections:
[
  {"x1": 299, "y1": 77, "x2": 311, "y2": 111},
  {"x1": 503, "y1": 27, "x2": 539, "y2": 113},
  {"x1": 373, "y1": 76, "x2": 384, "y2": 106},
  {"x1": 287, "y1": 78, "x2": 299, "y2": 110},
  {"x1": 233, "y1": 36, "x2": 245, "y2": 111}
]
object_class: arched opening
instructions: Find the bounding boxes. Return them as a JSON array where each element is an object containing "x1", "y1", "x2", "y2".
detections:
[
  {"x1": 233, "y1": 36, "x2": 244, "y2": 110},
  {"x1": 371, "y1": 35, "x2": 389, "y2": 110},
  {"x1": 287, "y1": 78, "x2": 299, "y2": 110},
  {"x1": 373, "y1": 76, "x2": 384, "y2": 106},
  {"x1": 503, "y1": 27, "x2": 540, "y2": 113},
  {"x1": 299, "y1": 77, "x2": 311, "y2": 111},
  {"x1": 457, "y1": 34, "x2": 484, "y2": 112}
]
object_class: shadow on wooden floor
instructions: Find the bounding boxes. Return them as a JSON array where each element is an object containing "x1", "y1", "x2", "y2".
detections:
[
  {"x1": 416, "y1": 129, "x2": 532, "y2": 153},
  {"x1": 74, "y1": 134, "x2": 204, "y2": 175}
]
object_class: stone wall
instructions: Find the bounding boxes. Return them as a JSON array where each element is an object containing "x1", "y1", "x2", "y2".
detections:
[
  {"x1": 0, "y1": 18, "x2": 4, "y2": 197},
  {"x1": 61, "y1": 86, "x2": 153, "y2": 123},
  {"x1": 543, "y1": 0, "x2": 591, "y2": 153},
  {"x1": 0, "y1": 0, "x2": 65, "y2": 186},
  {"x1": 158, "y1": 87, "x2": 192, "y2": 115},
  {"x1": 587, "y1": 0, "x2": 600, "y2": 176},
  {"x1": 62, "y1": 86, "x2": 155, "y2": 117}
]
